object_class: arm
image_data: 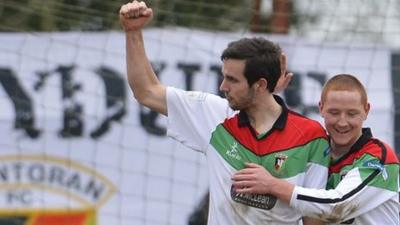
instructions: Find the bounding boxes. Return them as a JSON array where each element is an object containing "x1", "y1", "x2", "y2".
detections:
[
  {"x1": 232, "y1": 161, "x2": 398, "y2": 223},
  {"x1": 119, "y1": 1, "x2": 167, "y2": 115},
  {"x1": 231, "y1": 163, "x2": 294, "y2": 204}
]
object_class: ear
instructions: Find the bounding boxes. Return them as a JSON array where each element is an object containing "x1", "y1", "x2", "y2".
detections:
[
  {"x1": 256, "y1": 78, "x2": 268, "y2": 92},
  {"x1": 364, "y1": 102, "x2": 371, "y2": 119},
  {"x1": 318, "y1": 101, "x2": 324, "y2": 117}
]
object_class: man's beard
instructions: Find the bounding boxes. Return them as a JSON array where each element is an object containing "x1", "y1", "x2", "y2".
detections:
[{"x1": 226, "y1": 89, "x2": 255, "y2": 111}]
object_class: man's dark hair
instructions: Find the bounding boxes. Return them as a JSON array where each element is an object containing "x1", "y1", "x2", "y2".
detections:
[{"x1": 220, "y1": 37, "x2": 282, "y2": 92}]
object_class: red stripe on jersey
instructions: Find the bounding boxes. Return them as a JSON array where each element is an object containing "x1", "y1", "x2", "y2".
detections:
[
  {"x1": 329, "y1": 140, "x2": 399, "y2": 174},
  {"x1": 222, "y1": 112, "x2": 327, "y2": 156}
]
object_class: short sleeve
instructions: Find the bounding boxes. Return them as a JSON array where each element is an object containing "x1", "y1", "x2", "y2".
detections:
[{"x1": 166, "y1": 87, "x2": 234, "y2": 153}]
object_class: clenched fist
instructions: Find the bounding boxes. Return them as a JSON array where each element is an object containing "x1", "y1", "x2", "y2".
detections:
[{"x1": 119, "y1": 1, "x2": 153, "y2": 32}]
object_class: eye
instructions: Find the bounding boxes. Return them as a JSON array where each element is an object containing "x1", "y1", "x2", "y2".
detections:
[
  {"x1": 327, "y1": 110, "x2": 339, "y2": 116},
  {"x1": 348, "y1": 111, "x2": 359, "y2": 117},
  {"x1": 225, "y1": 76, "x2": 238, "y2": 83}
]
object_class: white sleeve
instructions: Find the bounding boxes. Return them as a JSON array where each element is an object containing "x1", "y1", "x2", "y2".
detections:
[
  {"x1": 302, "y1": 163, "x2": 328, "y2": 189},
  {"x1": 166, "y1": 87, "x2": 234, "y2": 153},
  {"x1": 302, "y1": 138, "x2": 330, "y2": 190},
  {"x1": 290, "y1": 167, "x2": 397, "y2": 223}
]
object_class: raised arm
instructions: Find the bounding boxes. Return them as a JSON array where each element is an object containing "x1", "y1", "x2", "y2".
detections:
[{"x1": 119, "y1": 1, "x2": 167, "y2": 115}]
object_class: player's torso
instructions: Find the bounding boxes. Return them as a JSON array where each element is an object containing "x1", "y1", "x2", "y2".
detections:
[
  {"x1": 205, "y1": 113, "x2": 329, "y2": 225},
  {"x1": 326, "y1": 136, "x2": 400, "y2": 225}
]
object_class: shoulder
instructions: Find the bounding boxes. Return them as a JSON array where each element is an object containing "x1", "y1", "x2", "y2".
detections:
[
  {"x1": 166, "y1": 87, "x2": 234, "y2": 120},
  {"x1": 286, "y1": 110, "x2": 327, "y2": 140},
  {"x1": 167, "y1": 86, "x2": 225, "y2": 103},
  {"x1": 167, "y1": 87, "x2": 228, "y2": 109},
  {"x1": 360, "y1": 139, "x2": 399, "y2": 164}
]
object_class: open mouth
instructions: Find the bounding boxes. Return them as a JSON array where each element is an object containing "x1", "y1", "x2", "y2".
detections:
[
  {"x1": 335, "y1": 128, "x2": 350, "y2": 134},
  {"x1": 333, "y1": 125, "x2": 350, "y2": 133}
]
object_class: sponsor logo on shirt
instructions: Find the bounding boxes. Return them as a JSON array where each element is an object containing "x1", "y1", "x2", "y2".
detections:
[
  {"x1": 363, "y1": 159, "x2": 388, "y2": 180},
  {"x1": 230, "y1": 185, "x2": 277, "y2": 210},
  {"x1": 226, "y1": 142, "x2": 241, "y2": 161}
]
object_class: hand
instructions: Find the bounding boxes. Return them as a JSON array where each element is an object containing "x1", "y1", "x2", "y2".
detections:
[
  {"x1": 119, "y1": 1, "x2": 153, "y2": 32},
  {"x1": 275, "y1": 71, "x2": 293, "y2": 93},
  {"x1": 274, "y1": 53, "x2": 293, "y2": 93},
  {"x1": 231, "y1": 163, "x2": 276, "y2": 195},
  {"x1": 280, "y1": 52, "x2": 287, "y2": 78}
]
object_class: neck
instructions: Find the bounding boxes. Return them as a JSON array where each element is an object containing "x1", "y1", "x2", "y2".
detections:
[
  {"x1": 245, "y1": 94, "x2": 282, "y2": 134},
  {"x1": 330, "y1": 144, "x2": 348, "y2": 159},
  {"x1": 330, "y1": 132, "x2": 363, "y2": 159}
]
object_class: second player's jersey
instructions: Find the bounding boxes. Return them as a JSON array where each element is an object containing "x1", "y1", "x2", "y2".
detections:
[
  {"x1": 290, "y1": 128, "x2": 400, "y2": 225},
  {"x1": 166, "y1": 87, "x2": 330, "y2": 225}
]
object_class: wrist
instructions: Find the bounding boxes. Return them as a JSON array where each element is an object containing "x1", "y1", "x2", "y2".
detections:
[
  {"x1": 126, "y1": 30, "x2": 142, "y2": 37},
  {"x1": 270, "y1": 177, "x2": 294, "y2": 204}
]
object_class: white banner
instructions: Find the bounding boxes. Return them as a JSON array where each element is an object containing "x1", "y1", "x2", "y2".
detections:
[{"x1": 0, "y1": 29, "x2": 393, "y2": 225}]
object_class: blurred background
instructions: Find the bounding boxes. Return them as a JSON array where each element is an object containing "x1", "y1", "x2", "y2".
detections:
[
  {"x1": 1, "y1": 0, "x2": 400, "y2": 45},
  {"x1": 0, "y1": 0, "x2": 399, "y2": 225}
]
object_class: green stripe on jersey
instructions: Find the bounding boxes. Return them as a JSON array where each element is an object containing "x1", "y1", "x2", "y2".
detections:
[
  {"x1": 210, "y1": 125, "x2": 258, "y2": 170},
  {"x1": 210, "y1": 125, "x2": 330, "y2": 179},
  {"x1": 358, "y1": 154, "x2": 399, "y2": 192},
  {"x1": 328, "y1": 154, "x2": 399, "y2": 192}
]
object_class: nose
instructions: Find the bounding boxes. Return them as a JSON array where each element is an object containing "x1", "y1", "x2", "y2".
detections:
[
  {"x1": 336, "y1": 114, "x2": 349, "y2": 127},
  {"x1": 219, "y1": 79, "x2": 227, "y2": 93}
]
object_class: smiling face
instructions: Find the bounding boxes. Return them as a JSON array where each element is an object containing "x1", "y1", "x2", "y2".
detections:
[
  {"x1": 219, "y1": 59, "x2": 256, "y2": 110},
  {"x1": 320, "y1": 90, "x2": 370, "y2": 154}
]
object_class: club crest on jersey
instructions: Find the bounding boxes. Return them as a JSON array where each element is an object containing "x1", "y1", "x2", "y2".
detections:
[{"x1": 274, "y1": 153, "x2": 288, "y2": 171}]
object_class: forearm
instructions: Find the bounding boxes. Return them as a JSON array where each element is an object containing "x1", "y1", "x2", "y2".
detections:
[
  {"x1": 125, "y1": 31, "x2": 167, "y2": 114},
  {"x1": 231, "y1": 163, "x2": 295, "y2": 204},
  {"x1": 269, "y1": 177, "x2": 295, "y2": 205},
  {"x1": 126, "y1": 31, "x2": 159, "y2": 98},
  {"x1": 290, "y1": 181, "x2": 397, "y2": 223}
]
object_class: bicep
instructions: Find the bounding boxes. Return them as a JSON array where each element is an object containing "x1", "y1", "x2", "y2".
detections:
[{"x1": 138, "y1": 84, "x2": 167, "y2": 116}]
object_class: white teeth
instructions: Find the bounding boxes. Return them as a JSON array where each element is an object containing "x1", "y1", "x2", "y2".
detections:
[{"x1": 336, "y1": 129, "x2": 348, "y2": 134}]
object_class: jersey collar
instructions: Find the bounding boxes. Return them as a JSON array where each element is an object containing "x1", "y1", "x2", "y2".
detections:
[
  {"x1": 237, "y1": 95, "x2": 288, "y2": 131},
  {"x1": 330, "y1": 128, "x2": 373, "y2": 165}
]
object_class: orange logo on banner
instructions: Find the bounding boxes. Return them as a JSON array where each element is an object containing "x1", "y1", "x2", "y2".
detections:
[
  {"x1": 0, "y1": 209, "x2": 95, "y2": 225},
  {"x1": 0, "y1": 155, "x2": 116, "y2": 225},
  {"x1": 33, "y1": 210, "x2": 95, "y2": 225}
]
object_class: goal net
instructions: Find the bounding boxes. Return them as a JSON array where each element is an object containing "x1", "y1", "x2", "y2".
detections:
[{"x1": 0, "y1": 1, "x2": 399, "y2": 225}]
